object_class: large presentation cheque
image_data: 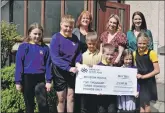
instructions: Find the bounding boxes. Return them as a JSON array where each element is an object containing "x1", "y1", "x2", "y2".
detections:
[{"x1": 75, "y1": 65, "x2": 137, "y2": 95}]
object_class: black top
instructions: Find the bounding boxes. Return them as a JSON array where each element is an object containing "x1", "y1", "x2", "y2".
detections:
[
  {"x1": 136, "y1": 50, "x2": 154, "y2": 75},
  {"x1": 79, "y1": 33, "x2": 87, "y2": 53}
]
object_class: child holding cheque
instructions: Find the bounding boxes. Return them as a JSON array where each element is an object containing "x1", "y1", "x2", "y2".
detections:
[
  {"x1": 133, "y1": 31, "x2": 160, "y2": 113},
  {"x1": 76, "y1": 32, "x2": 102, "y2": 113},
  {"x1": 96, "y1": 43, "x2": 117, "y2": 113},
  {"x1": 117, "y1": 49, "x2": 140, "y2": 113},
  {"x1": 50, "y1": 15, "x2": 82, "y2": 113}
]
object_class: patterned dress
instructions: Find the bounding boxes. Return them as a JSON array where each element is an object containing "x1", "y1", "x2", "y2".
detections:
[{"x1": 100, "y1": 31, "x2": 127, "y2": 64}]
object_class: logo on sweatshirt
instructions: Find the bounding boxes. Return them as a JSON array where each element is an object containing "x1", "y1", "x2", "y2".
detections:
[
  {"x1": 72, "y1": 42, "x2": 75, "y2": 46},
  {"x1": 40, "y1": 50, "x2": 43, "y2": 55}
]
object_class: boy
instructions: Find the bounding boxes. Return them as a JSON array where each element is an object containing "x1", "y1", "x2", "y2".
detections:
[
  {"x1": 97, "y1": 43, "x2": 117, "y2": 113},
  {"x1": 76, "y1": 31, "x2": 102, "y2": 113},
  {"x1": 50, "y1": 15, "x2": 82, "y2": 113}
]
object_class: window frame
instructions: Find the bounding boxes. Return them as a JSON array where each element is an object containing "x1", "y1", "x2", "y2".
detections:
[{"x1": 21, "y1": 0, "x2": 93, "y2": 38}]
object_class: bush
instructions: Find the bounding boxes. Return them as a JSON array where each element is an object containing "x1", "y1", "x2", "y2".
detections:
[
  {"x1": 1, "y1": 64, "x2": 57, "y2": 113},
  {"x1": 1, "y1": 64, "x2": 25, "y2": 112},
  {"x1": 1, "y1": 20, "x2": 21, "y2": 68}
]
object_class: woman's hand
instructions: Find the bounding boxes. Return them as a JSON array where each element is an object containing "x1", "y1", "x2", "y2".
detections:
[{"x1": 114, "y1": 57, "x2": 120, "y2": 64}]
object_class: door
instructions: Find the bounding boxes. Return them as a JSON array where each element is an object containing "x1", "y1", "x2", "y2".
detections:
[{"x1": 97, "y1": 1, "x2": 130, "y2": 36}]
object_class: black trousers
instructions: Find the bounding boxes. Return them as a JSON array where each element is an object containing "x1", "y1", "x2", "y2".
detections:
[
  {"x1": 97, "y1": 95, "x2": 117, "y2": 113},
  {"x1": 22, "y1": 74, "x2": 49, "y2": 113}
]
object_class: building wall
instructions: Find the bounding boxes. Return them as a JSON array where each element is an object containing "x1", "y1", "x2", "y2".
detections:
[
  {"x1": 125, "y1": 1, "x2": 165, "y2": 51},
  {"x1": 125, "y1": 1, "x2": 165, "y2": 84}
]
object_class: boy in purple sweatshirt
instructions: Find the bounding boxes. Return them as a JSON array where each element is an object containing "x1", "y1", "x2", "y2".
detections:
[
  {"x1": 50, "y1": 15, "x2": 82, "y2": 113},
  {"x1": 15, "y1": 23, "x2": 52, "y2": 113},
  {"x1": 97, "y1": 43, "x2": 117, "y2": 113}
]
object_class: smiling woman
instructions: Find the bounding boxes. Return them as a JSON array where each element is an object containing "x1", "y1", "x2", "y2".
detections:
[
  {"x1": 126, "y1": 11, "x2": 154, "y2": 52},
  {"x1": 100, "y1": 14, "x2": 127, "y2": 66}
]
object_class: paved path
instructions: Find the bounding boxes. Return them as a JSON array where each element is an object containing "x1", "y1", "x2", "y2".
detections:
[{"x1": 151, "y1": 55, "x2": 164, "y2": 112}]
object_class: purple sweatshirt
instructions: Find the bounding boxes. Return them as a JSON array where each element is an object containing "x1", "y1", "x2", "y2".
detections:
[
  {"x1": 50, "y1": 32, "x2": 82, "y2": 71},
  {"x1": 15, "y1": 42, "x2": 52, "y2": 84}
]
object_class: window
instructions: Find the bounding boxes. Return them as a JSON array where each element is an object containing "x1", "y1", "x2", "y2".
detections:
[
  {"x1": 13, "y1": 1, "x2": 24, "y2": 35},
  {"x1": 28, "y1": 1, "x2": 41, "y2": 27},
  {"x1": 45, "y1": 1, "x2": 61, "y2": 37},
  {"x1": 9, "y1": 1, "x2": 93, "y2": 38},
  {"x1": 65, "y1": 1, "x2": 84, "y2": 24}
]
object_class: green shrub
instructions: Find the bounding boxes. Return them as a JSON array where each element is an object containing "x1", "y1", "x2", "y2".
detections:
[
  {"x1": 1, "y1": 64, "x2": 25, "y2": 112},
  {"x1": 1, "y1": 20, "x2": 21, "y2": 68},
  {"x1": 1, "y1": 64, "x2": 57, "y2": 113}
]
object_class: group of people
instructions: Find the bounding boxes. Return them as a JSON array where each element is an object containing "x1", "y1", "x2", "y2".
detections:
[{"x1": 15, "y1": 10, "x2": 160, "y2": 113}]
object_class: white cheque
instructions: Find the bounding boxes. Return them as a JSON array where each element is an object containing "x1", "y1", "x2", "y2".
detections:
[{"x1": 75, "y1": 65, "x2": 137, "y2": 95}]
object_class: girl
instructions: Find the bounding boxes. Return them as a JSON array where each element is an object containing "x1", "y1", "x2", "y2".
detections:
[
  {"x1": 127, "y1": 11, "x2": 154, "y2": 52},
  {"x1": 15, "y1": 23, "x2": 52, "y2": 113},
  {"x1": 133, "y1": 31, "x2": 160, "y2": 112},
  {"x1": 117, "y1": 49, "x2": 140, "y2": 113},
  {"x1": 50, "y1": 15, "x2": 82, "y2": 113}
]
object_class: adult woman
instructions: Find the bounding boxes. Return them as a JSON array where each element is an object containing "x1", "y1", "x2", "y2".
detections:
[
  {"x1": 100, "y1": 14, "x2": 127, "y2": 66},
  {"x1": 72, "y1": 10, "x2": 94, "y2": 53},
  {"x1": 127, "y1": 11, "x2": 153, "y2": 51}
]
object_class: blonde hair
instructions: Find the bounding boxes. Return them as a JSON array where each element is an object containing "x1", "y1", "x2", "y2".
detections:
[
  {"x1": 137, "y1": 31, "x2": 150, "y2": 45},
  {"x1": 106, "y1": 14, "x2": 121, "y2": 31},
  {"x1": 86, "y1": 32, "x2": 98, "y2": 42},
  {"x1": 102, "y1": 43, "x2": 115, "y2": 54},
  {"x1": 60, "y1": 14, "x2": 75, "y2": 25}
]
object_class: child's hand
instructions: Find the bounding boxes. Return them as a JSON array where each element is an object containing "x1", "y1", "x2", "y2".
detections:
[
  {"x1": 135, "y1": 92, "x2": 139, "y2": 98},
  {"x1": 136, "y1": 74, "x2": 142, "y2": 79},
  {"x1": 16, "y1": 84, "x2": 22, "y2": 92},
  {"x1": 45, "y1": 83, "x2": 51, "y2": 92},
  {"x1": 69, "y1": 67, "x2": 78, "y2": 74},
  {"x1": 75, "y1": 63, "x2": 82, "y2": 68}
]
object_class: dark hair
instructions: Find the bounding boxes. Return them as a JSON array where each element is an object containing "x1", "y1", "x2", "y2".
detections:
[
  {"x1": 131, "y1": 11, "x2": 147, "y2": 31},
  {"x1": 102, "y1": 43, "x2": 115, "y2": 53},
  {"x1": 76, "y1": 10, "x2": 93, "y2": 32},
  {"x1": 121, "y1": 49, "x2": 134, "y2": 66},
  {"x1": 23, "y1": 22, "x2": 44, "y2": 43}
]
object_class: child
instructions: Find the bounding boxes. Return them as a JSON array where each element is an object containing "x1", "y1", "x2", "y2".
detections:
[
  {"x1": 15, "y1": 23, "x2": 52, "y2": 113},
  {"x1": 76, "y1": 32, "x2": 102, "y2": 113},
  {"x1": 50, "y1": 15, "x2": 82, "y2": 113},
  {"x1": 133, "y1": 31, "x2": 160, "y2": 113},
  {"x1": 117, "y1": 49, "x2": 140, "y2": 113},
  {"x1": 97, "y1": 43, "x2": 117, "y2": 113}
]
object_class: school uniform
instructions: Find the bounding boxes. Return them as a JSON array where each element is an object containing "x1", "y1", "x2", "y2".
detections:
[
  {"x1": 96, "y1": 60, "x2": 117, "y2": 113},
  {"x1": 15, "y1": 42, "x2": 52, "y2": 113},
  {"x1": 117, "y1": 65, "x2": 140, "y2": 113},
  {"x1": 50, "y1": 32, "x2": 82, "y2": 91},
  {"x1": 79, "y1": 49, "x2": 102, "y2": 113},
  {"x1": 133, "y1": 49, "x2": 158, "y2": 109}
]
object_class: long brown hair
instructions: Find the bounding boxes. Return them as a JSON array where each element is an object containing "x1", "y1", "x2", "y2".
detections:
[
  {"x1": 23, "y1": 23, "x2": 44, "y2": 43},
  {"x1": 76, "y1": 10, "x2": 93, "y2": 32},
  {"x1": 131, "y1": 11, "x2": 147, "y2": 31}
]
